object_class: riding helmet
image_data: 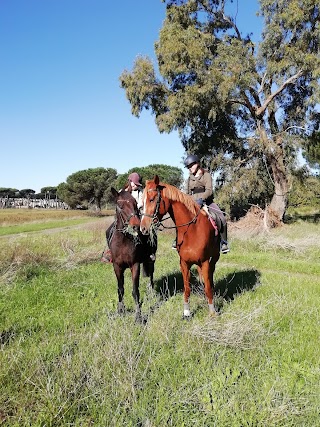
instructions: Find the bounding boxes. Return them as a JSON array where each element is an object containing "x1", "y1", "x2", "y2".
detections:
[
  {"x1": 128, "y1": 172, "x2": 142, "y2": 186},
  {"x1": 184, "y1": 154, "x2": 200, "y2": 168}
]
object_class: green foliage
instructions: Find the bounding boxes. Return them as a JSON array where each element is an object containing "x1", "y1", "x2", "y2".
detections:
[
  {"x1": 302, "y1": 129, "x2": 320, "y2": 169},
  {"x1": 120, "y1": 0, "x2": 320, "y2": 220},
  {"x1": 116, "y1": 164, "x2": 184, "y2": 189},
  {"x1": 215, "y1": 157, "x2": 275, "y2": 218},
  {"x1": 39, "y1": 186, "x2": 58, "y2": 198},
  {"x1": 18, "y1": 188, "x2": 36, "y2": 198},
  {"x1": 289, "y1": 169, "x2": 320, "y2": 208},
  {"x1": 57, "y1": 167, "x2": 117, "y2": 210},
  {"x1": 0, "y1": 187, "x2": 19, "y2": 198}
]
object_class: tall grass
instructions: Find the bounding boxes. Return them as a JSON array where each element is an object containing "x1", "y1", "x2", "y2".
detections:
[{"x1": 0, "y1": 211, "x2": 319, "y2": 426}]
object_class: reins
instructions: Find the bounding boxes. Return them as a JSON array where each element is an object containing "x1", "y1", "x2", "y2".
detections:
[
  {"x1": 107, "y1": 196, "x2": 141, "y2": 247},
  {"x1": 142, "y1": 187, "x2": 201, "y2": 230}
]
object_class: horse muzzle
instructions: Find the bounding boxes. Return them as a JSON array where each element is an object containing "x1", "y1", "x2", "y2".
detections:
[
  {"x1": 128, "y1": 216, "x2": 140, "y2": 232},
  {"x1": 140, "y1": 216, "x2": 151, "y2": 235},
  {"x1": 140, "y1": 224, "x2": 149, "y2": 235}
]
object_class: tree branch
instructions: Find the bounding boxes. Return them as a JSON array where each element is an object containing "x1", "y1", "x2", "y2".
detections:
[
  {"x1": 258, "y1": 72, "x2": 267, "y2": 94},
  {"x1": 255, "y1": 70, "x2": 304, "y2": 117},
  {"x1": 248, "y1": 87, "x2": 262, "y2": 108}
]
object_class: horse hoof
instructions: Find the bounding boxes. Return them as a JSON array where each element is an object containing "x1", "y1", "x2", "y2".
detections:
[
  {"x1": 117, "y1": 302, "x2": 125, "y2": 315},
  {"x1": 209, "y1": 310, "x2": 219, "y2": 318},
  {"x1": 182, "y1": 313, "x2": 193, "y2": 321},
  {"x1": 135, "y1": 313, "x2": 143, "y2": 323}
]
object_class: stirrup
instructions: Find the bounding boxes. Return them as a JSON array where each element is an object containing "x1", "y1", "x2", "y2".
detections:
[{"x1": 220, "y1": 242, "x2": 230, "y2": 254}]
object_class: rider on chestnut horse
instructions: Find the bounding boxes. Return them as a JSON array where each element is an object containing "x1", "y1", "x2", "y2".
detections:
[{"x1": 174, "y1": 154, "x2": 230, "y2": 254}]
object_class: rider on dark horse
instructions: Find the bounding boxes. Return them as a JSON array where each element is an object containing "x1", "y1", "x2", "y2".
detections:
[
  {"x1": 101, "y1": 172, "x2": 154, "y2": 263},
  {"x1": 172, "y1": 154, "x2": 230, "y2": 254}
]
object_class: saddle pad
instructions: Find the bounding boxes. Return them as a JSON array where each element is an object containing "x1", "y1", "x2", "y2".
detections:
[{"x1": 202, "y1": 205, "x2": 219, "y2": 236}]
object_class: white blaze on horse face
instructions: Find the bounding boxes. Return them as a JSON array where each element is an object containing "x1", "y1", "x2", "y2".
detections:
[
  {"x1": 140, "y1": 192, "x2": 149, "y2": 232},
  {"x1": 141, "y1": 192, "x2": 147, "y2": 222}
]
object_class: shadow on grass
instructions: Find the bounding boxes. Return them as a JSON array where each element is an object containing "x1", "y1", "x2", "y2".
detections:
[
  {"x1": 152, "y1": 268, "x2": 260, "y2": 314},
  {"x1": 215, "y1": 269, "x2": 260, "y2": 301},
  {"x1": 284, "y1": 212, "x2": 320, "y2": 224}
]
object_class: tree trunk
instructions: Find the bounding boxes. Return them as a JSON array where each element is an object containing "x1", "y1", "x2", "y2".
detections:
[
  {"x1": 257, "y1": 122, "x2": 288, "y2": 227},
  {"x1": 266, "y1": 144, "x2": 288, "y2": 227}
]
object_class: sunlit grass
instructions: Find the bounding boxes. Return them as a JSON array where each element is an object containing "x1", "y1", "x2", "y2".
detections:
[
  {"x1": 0, "y1": 211, "x2": 319, "y2": 426},
  {"x1": 0, "y1": 217, "x2": 97, "y2": 236}
]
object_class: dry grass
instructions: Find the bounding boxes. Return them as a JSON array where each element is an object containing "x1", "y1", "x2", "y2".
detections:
[
  {"x1": 0, "y1": 217, "x2": 114, "y2": 284},
  {"x1": 229, "y1": 206, "x2": 268, "y2": 238},
  {"x1": 190, "y1": 303, "x2": 268, "y2": 349}
]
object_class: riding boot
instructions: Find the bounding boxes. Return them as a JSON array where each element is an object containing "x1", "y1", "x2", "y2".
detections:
[
  {"x1": 101, "y1": 221, "x2": 115, "y2": 262},
  {"x1": 101, "y1": 248, "x2": 112, "y2": 263},
  {"x1": 220, "y1": 224, "x2": 230, "y2": 254}
]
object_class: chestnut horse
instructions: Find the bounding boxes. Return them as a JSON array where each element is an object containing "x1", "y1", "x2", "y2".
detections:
[
  {"x1": 108, "y1": 188, "x2": 156, "y2": 322},
  {"x1": 140, "y1": 176, "x2": 220, "y2": 318}
]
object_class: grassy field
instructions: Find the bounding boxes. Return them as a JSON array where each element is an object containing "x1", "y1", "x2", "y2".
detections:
[{"x1": 0, "y1": 209, "x2": 320, "y2": 426}]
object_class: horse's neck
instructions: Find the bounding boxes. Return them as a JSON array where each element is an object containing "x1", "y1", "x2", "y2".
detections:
[{"x1": 170, "y1": 200, "x2": 195, "y2": 224}]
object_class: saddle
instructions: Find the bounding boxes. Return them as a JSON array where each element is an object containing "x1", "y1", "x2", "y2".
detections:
[{"x1": 202, "y1": 204, "x2": 221, "y2": 236}]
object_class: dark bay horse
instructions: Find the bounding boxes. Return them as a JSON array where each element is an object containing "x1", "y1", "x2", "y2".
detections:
[
  {"x1": 140, "y1": 176, "x2": 220, "y2": 318},
  {"x1": 107, "y1": 188, "x2": 156, "y2": 321}
]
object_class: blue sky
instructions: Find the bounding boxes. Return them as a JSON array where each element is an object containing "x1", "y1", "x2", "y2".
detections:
[{"x1": 0, "y1": 0, "x2": 262, "y2": 193}]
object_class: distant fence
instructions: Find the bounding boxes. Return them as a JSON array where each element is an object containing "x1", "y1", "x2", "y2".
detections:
[{"x1": 0, "y1": 197, "x2": 69, "y2": 209}]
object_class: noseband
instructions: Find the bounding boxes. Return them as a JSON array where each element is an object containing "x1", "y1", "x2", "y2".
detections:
[
  {"x1": 115, "y1": 199, "x2": 140, "y2": 231},
  {"x1": 141, "y1": 188, "x2": 163, "y2": 228}
]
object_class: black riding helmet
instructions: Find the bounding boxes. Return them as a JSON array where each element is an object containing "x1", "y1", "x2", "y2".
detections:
[{"x1": 184, "y1": 154, "x2": 200, "y2": 168}]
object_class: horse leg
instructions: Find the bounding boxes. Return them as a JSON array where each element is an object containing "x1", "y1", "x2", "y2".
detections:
[
  {"x1": 201, "y1": 260, "x2": 217, "y2": 317},
  {"x1": 148, "y1": 260, "x2": 155, "y2": 289},
  {"x1": 143, "y1": 259, "x2": 155, "y2": 290},
  {"x1": 113, "y1": 264, "x2": 125, "y2": 315},
  {"x1": 131, "y1": 263, "x2": 142, "y2": 322},
  {"x1": 180, "y1": 259, "x2": 192, "y2": 318}
]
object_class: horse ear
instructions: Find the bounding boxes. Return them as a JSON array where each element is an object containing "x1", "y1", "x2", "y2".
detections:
[
  {"x1": 154, "y1": 175, "x2": 160, "y2": 185},
  {"x1": 111, "y1": 187, "x2": 119, "y2": 199}
]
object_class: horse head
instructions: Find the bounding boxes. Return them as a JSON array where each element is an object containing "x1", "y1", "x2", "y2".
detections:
[
  {"x1": 111, "y1": 187, "x2": 140, "y2": 233},
  {"x1": 140, "y1": 175, "x2": 168, "y2": 235}
]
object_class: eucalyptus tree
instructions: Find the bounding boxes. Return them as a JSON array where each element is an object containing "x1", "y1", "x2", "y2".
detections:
[{"x1": 120, "y1": 0, "x2": 320, "y2": 224}]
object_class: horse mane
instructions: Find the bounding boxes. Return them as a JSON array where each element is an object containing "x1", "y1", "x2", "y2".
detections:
[{"x1": 159, "y1": 181, "x2": 199, "y2": 216}]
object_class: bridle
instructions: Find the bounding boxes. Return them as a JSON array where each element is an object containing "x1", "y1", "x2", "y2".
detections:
[
  {"x1": 142, "y1": 187, "x2": 201, "y2": 230},
  {"x1": 115, "y1": 199, "x2": 140, "y2": 232}
]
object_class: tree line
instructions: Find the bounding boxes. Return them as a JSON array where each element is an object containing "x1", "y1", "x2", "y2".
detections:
[
  {"x1": 0, "y1": 187, "x2": 58, "y2": 200},
  {"x1": 2, "y1": 161, "x2": 319, "y2": 216},
  {"x1": 57, "y1": 164, "x2": 184, "y2": 210},
  {"x1": 0, "y1": 164, "x2": 184, "y2": 211}
]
